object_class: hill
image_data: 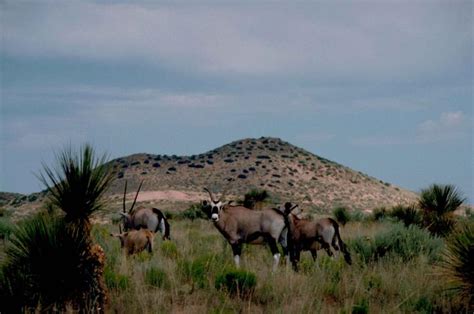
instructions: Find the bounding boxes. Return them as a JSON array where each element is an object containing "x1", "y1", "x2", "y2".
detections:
[{"x1": 106, "y1": 137, "x2": 417, "y2": 212}]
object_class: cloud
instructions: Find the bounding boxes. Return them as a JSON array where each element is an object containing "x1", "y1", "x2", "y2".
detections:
[
  {"x1": 2, "y1": 1, "x2": 471, "y2": 80},
  {"x1": 416, "y1": 111, "x2": 468, "y2": 142},
  {"x1": 1, "y1": 86, "x2": 233, "y2": 152},
  {"x1": 352, "y1": 111, "x2": 470, "y2": 146}
]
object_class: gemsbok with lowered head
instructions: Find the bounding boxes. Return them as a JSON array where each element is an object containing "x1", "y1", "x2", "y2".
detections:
[
  {"x1": 282, "y1": 202, "x2": 352, "y2": 271},
  {"x1": 110, "y1": 226, "x2": 155, "y2": 255},
  {"x1": 119, "y1": 180, "x2": 170, "y2": 240},
  {"x1": 202, "y1": 184, "x2": 289, "y2": 272}
]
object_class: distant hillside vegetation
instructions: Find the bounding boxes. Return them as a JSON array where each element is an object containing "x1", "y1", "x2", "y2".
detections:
[{"x1": 107, "y1": 137, "x2": 417, "y2": 211}]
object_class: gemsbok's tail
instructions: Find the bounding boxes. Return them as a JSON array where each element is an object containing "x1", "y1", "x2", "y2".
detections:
[{"x1": 332, "y1": 219, "x2": 352, "y2": 265}]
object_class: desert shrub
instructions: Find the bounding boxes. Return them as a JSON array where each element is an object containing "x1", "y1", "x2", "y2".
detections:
[
  {"x1": 144, "y1": 267, "x2": 168, "y2": 288},
  {"x1": 465, "y1": 208, "x2": 474, "y2": 221},
  {"x1": 419, "y1": 184, "x2": 465, "y2": 236},
  {"x1": 180, "y1": 203, "x2": 208, "y2": 221},
  {"x1": 104, "y1": 266, "x2": 130, "y2": 290},
  {"x1": 349, "y1": 223, "x2": 443, "y2": 264},
  {"x1": 0, "y1": 207, "x2": 9, "y2": 217},
  {"x1": 160, "y1": 241, "x2": 178, "y2": 259},
  {"x1": 162, "y1": 210, "x2": 176, "y2": 220},
  {"x1": 215, "y1": 269, "x2": 257, "y2": 297},
  {"x1": 389, "y1": 204, "x2": 422, "y2": 227},
  {"x1": 439, "y1": 221, "x2": 474, "y2": 310},
  {"x1": 371, "y1": 207, "x2": 388, "y2": 221},
  {"x1": 242, "y1": 189, "x2": 269, "y2": 209},
  {"x1": 350, "y1": 210, "x2": 366, "y2": 222},
  {"x1": 11, "y1": 195, "x2": 27, "y2": 207},
  {"x1": 333, "y1": 207, "x2": 350, "y2": 226}
]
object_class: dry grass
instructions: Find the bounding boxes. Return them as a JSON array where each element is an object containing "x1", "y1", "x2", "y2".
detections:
[{"x1": 91, "y1": 219, "x2": 455, "y2": 313}]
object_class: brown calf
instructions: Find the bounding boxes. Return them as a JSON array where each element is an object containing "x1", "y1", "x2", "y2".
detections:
[{"x1": 111, "y1": 229, "x2": 155, "y2": 255}]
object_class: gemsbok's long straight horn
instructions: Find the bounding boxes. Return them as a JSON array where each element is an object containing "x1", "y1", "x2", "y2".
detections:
[
  {"x1": 129, "y1": 180, "x2": 144, "y2": 214},
  {"x1": 123, "y1": 180, "x2": 128, "y2": 214}
]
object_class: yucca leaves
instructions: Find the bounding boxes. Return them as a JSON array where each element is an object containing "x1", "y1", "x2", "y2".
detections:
[
  {"x1": 0, "y1": 214, "x2": 93, "y2": 312},
  {"x1": 419, "y1": 184, "x2": 465, "y2": 215},
  {"x1": 38, "y1": 144, "x2": 114, "y2": 222},
  {"x1": 419, "y1": 184, "x2": 465, "y2": 236},
  {"x1": 440, "y1": 222, "x2": 474, "y2": 310}
]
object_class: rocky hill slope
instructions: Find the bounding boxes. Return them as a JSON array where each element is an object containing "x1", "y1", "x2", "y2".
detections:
[{"x1": 107, "y1": 137, "x2": 417, "y2": 212}]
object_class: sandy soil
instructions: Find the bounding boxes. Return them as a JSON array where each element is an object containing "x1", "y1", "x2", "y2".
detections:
[{"x1": 130, "y1": 190, "x2": 206, "y2": 203}]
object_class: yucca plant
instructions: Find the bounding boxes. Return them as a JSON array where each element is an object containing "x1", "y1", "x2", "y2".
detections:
[
  {"x1": 419, "y1": 184, "x2": 465, "y2": 236},
  {"x1": 439, "y1": 221, "x2": 474, "y2": 311},
  {"x1": 38, "y1": 144, "x2": 114, "y2": 230},
  {"x1": 1, "y1": 144, "x2": 114, "y2": 312}
]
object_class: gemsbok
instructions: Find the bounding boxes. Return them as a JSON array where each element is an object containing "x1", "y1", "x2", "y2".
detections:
[
  {"x1": 119, "y1": 180, "x2": 170, "y2": 240},
  {"x1": 282, "y1": 202, "x2": 352, "y2": 271},
  {"x1": 202, "y1": 185, "x2": 289, "y2": 272},
  {"x1": 110, "y1": 228, "x2": 155, "y2": 255}
]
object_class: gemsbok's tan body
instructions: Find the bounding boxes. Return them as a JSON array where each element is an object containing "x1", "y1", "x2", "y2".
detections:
[
  {"x1": 119, "y1": 180, "x2": 170, "y2": 240},
  {"x1": 202, "y1": 186, "x2": 288, "y2": 271},
  {"x1": 282, "y1": 202, "x2": 352, "y2": 270}
]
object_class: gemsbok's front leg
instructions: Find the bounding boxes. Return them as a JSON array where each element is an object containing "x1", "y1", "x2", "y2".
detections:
[
  {"x1": 267, "y1": 237, "x2": 281, "y2": 272},
  {"x1": 231, "y1": 243, "x2": 242, "y2": 268}
]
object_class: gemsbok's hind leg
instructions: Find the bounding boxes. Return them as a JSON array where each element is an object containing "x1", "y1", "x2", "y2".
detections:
[
  {"x1": 321, "y1": 242, "x2": 333, "y2": 257},
  {"x1": 331, "y1": 236, "x2": 340, "y2": 251},
  {"x1": 310, "y1": 248, "x2": 318, "y2": 261}
]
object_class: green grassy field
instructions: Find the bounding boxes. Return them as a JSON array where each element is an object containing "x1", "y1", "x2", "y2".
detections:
[{"x1": 92, "y1": 218, "x2": 457, "y2": 313}]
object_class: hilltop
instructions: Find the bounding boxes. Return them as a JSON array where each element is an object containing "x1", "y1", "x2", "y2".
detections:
[
  {"x1": 1, "y1": 137, "x2": 419, "y2": 220},
  {"x1": 106, "y1": 137, "x2": 417, "y2": 212}
]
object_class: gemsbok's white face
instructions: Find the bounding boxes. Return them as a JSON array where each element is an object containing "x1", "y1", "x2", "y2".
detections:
[
  {"x1": 210, "y1": 200, "x2": 223, "y2": 222},
  {"x1": 203, "y1": 186, "x2": 231, "y2": 223},
  {"x1": 202, "y1": 199, "x2": 223, "y2": 222}
]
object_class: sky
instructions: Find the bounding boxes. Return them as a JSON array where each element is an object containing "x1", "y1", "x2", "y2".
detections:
[{"x1": 1, "y1": 1, "x2": 472, "y2": 203}]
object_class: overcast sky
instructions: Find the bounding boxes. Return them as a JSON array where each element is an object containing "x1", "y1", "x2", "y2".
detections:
[{"x1": 1, "y1": 1, "x2": 472, "y2": 202}]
